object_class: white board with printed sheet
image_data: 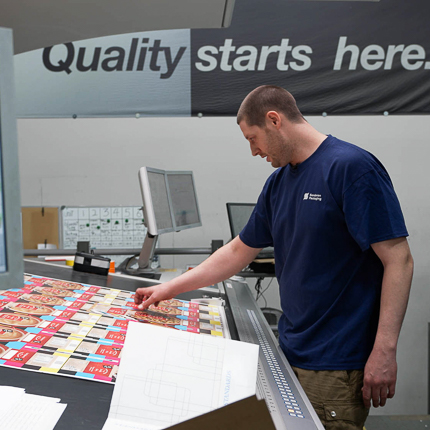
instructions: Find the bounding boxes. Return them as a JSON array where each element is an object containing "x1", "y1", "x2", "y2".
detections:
[{"x1": 61, "y1": 206, "x2": 147, "y2": 249}]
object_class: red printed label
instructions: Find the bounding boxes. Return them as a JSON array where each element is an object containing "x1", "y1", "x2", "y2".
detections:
[
  {"x1": 9, "y1": 350, "x2": 35, "y2": 364},
  {"x1": 187, "y1": 321, "x2": 199, "y2": 328},
  {"x1": 1, "y1": 291, "x2": 23, "y2": 298},
  {"x1": 29, "y1": 334, "x2": 51, "y2": 346},
  {"x1": 68, "y1": 301, "x2": 84, "y2": 310},
  {"x1": 1, "y1": 314, "x2": 22, "y2": 322},
  {"x1": 57, "y1": 310, "x2": 76, "y2": 319},
  {"x1": 0, "y1": 299, "x2": 11, "y2": 308},
  {"x1": 84, "y1": 362, "x2": 114, "y2": 376},
  {"x1": 113, "y1": 319, "x2": 128, "y2": 329},
  {"x1": 105, "y1": 331, "x2": 126, "y2": 342},
  {"x1": 45, "y1": 321, "x2": 65, "y2": 331},
  {"x1": 96, "y1": 345, "x2": 122, "y2": 358}
]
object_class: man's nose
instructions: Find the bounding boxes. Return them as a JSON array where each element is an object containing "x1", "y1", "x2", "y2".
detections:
[{"x1": 250, "y1": 144, "x2": 259, "y2": 157}]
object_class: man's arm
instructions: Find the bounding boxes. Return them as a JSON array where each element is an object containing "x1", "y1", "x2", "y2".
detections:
[
  {"x1": 134, "y1": 236, "x2": 262, "y2": 309},
  {"x1": 363, "y1": 237, "x2": 413, "y2": 408}
]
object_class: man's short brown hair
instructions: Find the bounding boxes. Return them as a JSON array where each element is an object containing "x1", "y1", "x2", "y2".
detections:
[{"x1": 237, "y1": 85, "x2": 304, "y2": 127}]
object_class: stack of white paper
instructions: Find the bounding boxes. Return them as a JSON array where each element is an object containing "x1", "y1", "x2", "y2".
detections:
[
  {"x1": 103, "y1": 322, "x2": 259, "y2": 430},
  {"x1": 0, "y1": 386, "x2": 67, "y2": 430}
]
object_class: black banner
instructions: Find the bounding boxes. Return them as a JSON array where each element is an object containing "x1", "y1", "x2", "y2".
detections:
[{"x1": 191, "y1": 0, "x2": 430, "y2": 115}]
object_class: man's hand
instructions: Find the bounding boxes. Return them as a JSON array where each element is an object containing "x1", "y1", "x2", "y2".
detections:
[
  {"x1": 134, "y1": 283, "x2": 174, "y2": 310},
  {"x1": 362, "y1": 346, "x2": 397, "y2": 408}
]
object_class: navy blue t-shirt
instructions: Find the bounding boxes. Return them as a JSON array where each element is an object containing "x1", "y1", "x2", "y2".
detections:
[{"x1": 239, "y1": 135, "x2": 408, "y2": 370}]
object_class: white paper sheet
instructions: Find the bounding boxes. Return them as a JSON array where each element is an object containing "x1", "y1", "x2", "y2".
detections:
[
  {"x1": 0, "y1": 386, "x2": 67, "y2": 430},
  {"x1": 104, "y1": 322, "x2": 259, "y2": 430}
]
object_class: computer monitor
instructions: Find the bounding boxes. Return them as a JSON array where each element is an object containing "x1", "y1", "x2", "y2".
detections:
[
  {"x1": 139, "y1": 167, "x2": 175, "y2": 236},
  {"x1": 226, "y1": 202, "x2": 274, "y2": 259},
  {"x1": 0, "y1": 27, "x2": 24, "y2": 288},
  {"x1": 134, "y1": 167, "x2": 201, "y2": 274},
  {"x1": 226, "y1": 202, "x2": 256, "y2": 239},
  {"x1": 166, "y1": 171, "x2": 201, "y2": 232}
]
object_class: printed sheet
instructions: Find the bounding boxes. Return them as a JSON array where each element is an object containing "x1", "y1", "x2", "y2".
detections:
[{"x1": 0, "y1": 274, "x2": 227, "y2": 384}]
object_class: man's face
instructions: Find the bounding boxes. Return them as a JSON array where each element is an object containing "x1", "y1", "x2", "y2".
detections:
[{"x1": 239, "y1": 120, "x2": 290, "y2": 168}]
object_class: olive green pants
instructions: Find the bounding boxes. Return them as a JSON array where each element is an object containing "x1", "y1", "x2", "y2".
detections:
[{"x1": 292, "y1": 367, "x2": 369, "y2": 430}]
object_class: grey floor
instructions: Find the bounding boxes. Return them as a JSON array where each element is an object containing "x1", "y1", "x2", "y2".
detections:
[{"x1": 365, "y1": 415, "x2": 430, "y2": 430}]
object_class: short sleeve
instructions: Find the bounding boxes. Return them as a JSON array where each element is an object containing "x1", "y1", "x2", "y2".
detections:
[
  {"x1": 343, "y1": 169, "x2": 408, "y2": 251},
  {"x1": 239, "y1": 190, "x2": 274, "y2": 249}
]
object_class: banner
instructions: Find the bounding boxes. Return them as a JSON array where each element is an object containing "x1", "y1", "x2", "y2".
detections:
[{"x1": 14, "y1": 0, "x2": 430, "y2": 116}]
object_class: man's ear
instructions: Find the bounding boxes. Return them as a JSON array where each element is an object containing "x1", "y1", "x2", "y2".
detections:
[{"x1": 266, "y1": 111, "x2": 282, "y2": 129}]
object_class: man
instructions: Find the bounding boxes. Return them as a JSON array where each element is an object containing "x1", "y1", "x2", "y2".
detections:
[{"x1": 135, "y1": 85, "x2": 413, "y2": 429}]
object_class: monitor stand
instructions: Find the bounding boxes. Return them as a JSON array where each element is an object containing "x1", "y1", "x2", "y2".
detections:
[{"x1": 117, "y1": 232, "x2": 161, "y2": 280}]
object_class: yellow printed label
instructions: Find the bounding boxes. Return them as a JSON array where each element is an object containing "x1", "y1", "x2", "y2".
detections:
[
  {"x1": 53, "y1": 352, "x2": 70, "y2": 358},
  {"x1": 70, "y1": 332, "x2": 86, "y2": 338},
  {"x1": 210, "y1": 320, "x2": 221, "y2": 326},
  {"x1": 40, "y1": 367, "x2": 60, "y2": 373},
  {"x1": 81, "y1": 321, "x2": 95, "y2": 327},
  {"x1": 209, "y1": 311, "x2": 219, "y2": 316},
  {"x1": 211, "y1": 330, "x2": 223, "y2": 336}
]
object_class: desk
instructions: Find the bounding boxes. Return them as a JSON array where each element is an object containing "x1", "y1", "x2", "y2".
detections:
[
  {"x1": 3, "y1": 260, "x2": 322, "y2": 430},
  {"x1": 0, "y1": 260, "x2": 231, "y2": 430}
]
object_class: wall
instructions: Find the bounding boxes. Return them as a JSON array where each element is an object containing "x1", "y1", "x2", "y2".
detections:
[{"x1": 17, "y1": 115, "x2": 429, "y2": 415}]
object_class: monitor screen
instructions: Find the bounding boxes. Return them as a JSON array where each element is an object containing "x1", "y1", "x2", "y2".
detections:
[
  {"x1": 226, "y1": 202, "x2": 256, "y2": 239},
  {"x1": 139, "y1": 167, "x2": 174, "y2": 235},
  {"x1": 166, "y1": 172, "x2": 201, "y2": 231},
  {"x1": 0, "y1": 27, "x2": 24, "y2": 288},
  {"x1": 147, "y1": 170, "x2": 174, "y2": 233}
]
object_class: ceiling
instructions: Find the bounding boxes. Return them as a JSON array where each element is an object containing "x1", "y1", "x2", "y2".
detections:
[{"x1": 0, "y1": 0, "x2": 235, "y2": 54}]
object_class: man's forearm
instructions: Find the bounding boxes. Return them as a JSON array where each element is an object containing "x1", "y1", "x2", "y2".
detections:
[
  {"x1": 162, "y1": 236, "x2": 262, "y2": 297},
  {"x1": 373, "y1": 251, "x2": 413, "y2": 351},
  {"x1": 363, "y1": 238, "x2": 413, "y2": 408}
]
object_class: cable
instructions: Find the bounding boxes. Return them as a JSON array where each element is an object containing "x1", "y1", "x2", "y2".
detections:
[{"x1": 255, "y1": 277, "x2": 274, "y2": 308}]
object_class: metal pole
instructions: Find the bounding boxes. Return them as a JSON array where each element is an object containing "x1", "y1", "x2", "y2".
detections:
[{"x1": 23, "y1": 247, "x2": 212, "y2": 257}]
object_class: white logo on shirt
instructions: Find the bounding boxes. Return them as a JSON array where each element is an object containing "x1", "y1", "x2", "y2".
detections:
[{"x1": 303, "y1": 193, "x2": 322, "y2": 202}]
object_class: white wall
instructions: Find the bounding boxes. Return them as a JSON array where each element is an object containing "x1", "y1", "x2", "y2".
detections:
[{"x1": 17, "y1": 114, "x2": 430, "y2": 416}]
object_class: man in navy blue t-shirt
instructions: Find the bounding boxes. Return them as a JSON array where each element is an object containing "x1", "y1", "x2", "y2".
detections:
[{"x1": 135, "y1": 86, "x2": 414, "y2": 429}]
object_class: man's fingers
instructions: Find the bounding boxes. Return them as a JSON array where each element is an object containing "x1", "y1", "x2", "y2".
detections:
[
  {"x1": 387, "y1": 383, "x2": 396, "y2": 399},
  {"x1": 379, "y1": 386, "x2": 389, "y2": 407},
  {"x1": 363, "y1": 383, "x2": 393, "y2": 408},
  {"x1": 137, "y1": 293, "x2": 157, "y2": 310},
  {"x1": 134, "y1": 288, "x2": 146, "y2": 304},
  {"x1": 362, "y1": 385, "x2": 372, "y2": 409}
]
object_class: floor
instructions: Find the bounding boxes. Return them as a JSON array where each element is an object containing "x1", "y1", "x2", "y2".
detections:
[{"x1": 365, "y1": 415, "x2": 430, "y2": 430}]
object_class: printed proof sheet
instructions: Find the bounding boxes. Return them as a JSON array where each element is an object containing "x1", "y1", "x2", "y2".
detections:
[
  {"x1": 0, "y1": 274, "x2": 227, "y2": 384},
  {"x1": 104, "y1": 322, "x2": 259, "y2": 429}
]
